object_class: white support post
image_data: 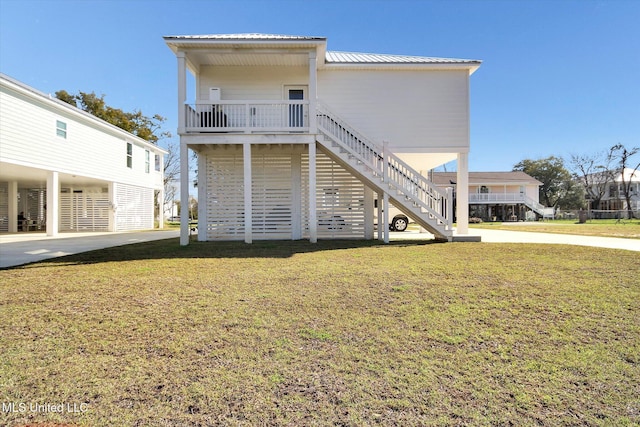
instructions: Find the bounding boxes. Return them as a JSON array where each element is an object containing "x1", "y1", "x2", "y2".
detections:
[
  {"x1": 308, "y1": 52, "x2": 318, "y2": 134},
  {"x1": 46, "y1": 172, "x2": 59, "y2": 237},
  {"x1": 456, "y1": 152, "x2": 469, "y2": 234},
  {"x1": 364, "y1": 186, "x2": 374, "y2": 239},
  {"x1": 377, "y1": 191, "x2": 383, "y2": 241},
  {"x1": 308, "y1": 142, "x2": 317, "y2": 243},
  {"x1": 243, "y1": 142, "x2": 252, "y2": 244},
  {"x1": 446, "y1": 187, "x2": 453, "y2": 231},
  {"x1": 383, "y1": 191, "x2": 389, "y2": 244},
  {"x1": 179, "y1": 142, "x2": 190, "y2": 245},
  {"x1": 197, "y1": 153, "x2": 207, "y2": 241},
  {"x1": 8, "y1": 181, "x2": 18, "y2": 233},
  {"x1": 177, "y1": 51, "x2": 187, "y2": 134}
]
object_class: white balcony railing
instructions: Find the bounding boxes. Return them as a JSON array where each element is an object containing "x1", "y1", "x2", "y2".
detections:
[{"x1": 184, "y1": 101, "x2": 309, "y2": 133}]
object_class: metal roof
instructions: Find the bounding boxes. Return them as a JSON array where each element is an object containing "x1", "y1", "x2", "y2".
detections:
[
  {"x1": 164, "y1": 34, "x2": 481, "y2": 72},
  {"x1": 326, "y1": 51, "x2": 480, "y2": 65},
  {"x1": 164, "y1": 33, "x2": 325, "y2": 41}
]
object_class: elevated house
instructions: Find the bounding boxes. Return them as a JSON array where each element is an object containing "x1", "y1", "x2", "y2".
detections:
[
  {"x1": 582, "y1": 168, "x2": 640, "y2": 217},
  {"x1": 164, "y1": 34, "x2": 481, "y2": 244},
  {"x1": 0, "y1": 74, "x2": 166, "y2": 235},
  {"x1": 432, "y1": 171, "x2": 552, "y2": 221}
]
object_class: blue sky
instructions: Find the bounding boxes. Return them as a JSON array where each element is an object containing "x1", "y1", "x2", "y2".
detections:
[{"x1": 1, "y1": 0, "x2": 638, "y2": 172}]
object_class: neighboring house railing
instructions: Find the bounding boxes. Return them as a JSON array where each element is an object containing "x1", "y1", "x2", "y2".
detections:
[
  {"x1": 470, "y1": 193, "x2": 528, "y2": 203},
  {"x1": 469, "y1": 193, "x2": 553, "y2": 218},
  {"x1": 184, "y1": 101, "x2": 309, "y2": 133}
]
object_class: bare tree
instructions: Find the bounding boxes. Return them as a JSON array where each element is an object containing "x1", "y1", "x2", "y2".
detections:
[
  {"x1": 570, "y1": 150, "x2": 617, "y2": 210},
  {"x1": 163, "y1": 141, "x2": 180, "y2": 216},
  {"x1": 611, "y1": 144, "x2": 640, "y2": 219}
]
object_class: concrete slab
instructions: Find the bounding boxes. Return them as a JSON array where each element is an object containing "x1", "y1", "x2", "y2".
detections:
[
  {"x1": 0, "y1": 230, "x2": 180, "y2": 269},
  {"x1": 390, "y1": 228, "x2": 640, "y2": 252}
]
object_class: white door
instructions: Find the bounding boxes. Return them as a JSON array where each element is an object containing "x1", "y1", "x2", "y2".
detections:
[{"x1": 285, "y1": 86, "x2": 307, "y2": 128}]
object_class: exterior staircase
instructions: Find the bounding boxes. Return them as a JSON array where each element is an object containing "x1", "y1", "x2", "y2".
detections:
[
  {"x1": 315, "y1": 103, "x2": 453, "y2": 241},
  {"x1": 524, "y1": 196, "x2": 555, "y2": 219}
]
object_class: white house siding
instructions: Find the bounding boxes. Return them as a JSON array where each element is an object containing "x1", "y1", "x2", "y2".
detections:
[
  {"x1": 198, "y1": 66, "x2": 308, "y2": 101},
  {"x1": 199, "y1": 147, "x2": 365, "y2": 241},
  {"x1": 317, "y1": 69, "x2": 469, "y2": 154},
  {"x1": 0, "y1": 86, "x2": 162, "y2": 190}
]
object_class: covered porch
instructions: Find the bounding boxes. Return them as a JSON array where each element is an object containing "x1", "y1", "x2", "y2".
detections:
[{"x1": 0, "y1": 162, "x2": 161, "y2": 236}]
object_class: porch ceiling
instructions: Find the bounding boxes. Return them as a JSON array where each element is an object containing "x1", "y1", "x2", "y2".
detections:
[
  {"x1": 186, "y1": 50, "x2": 311, "y2": 68},
  {"x1": 0, "y1": 162, "x2": 109, "y2": 188}
]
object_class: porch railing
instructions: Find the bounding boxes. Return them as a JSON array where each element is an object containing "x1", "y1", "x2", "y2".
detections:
[{"x1": 184, "y1": 101, "x2": 309, "y2": 133}]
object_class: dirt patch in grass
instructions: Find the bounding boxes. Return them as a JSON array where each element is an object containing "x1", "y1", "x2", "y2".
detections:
[{"x1": 1, "y1": 239, "x2": 639, "y2": 426}]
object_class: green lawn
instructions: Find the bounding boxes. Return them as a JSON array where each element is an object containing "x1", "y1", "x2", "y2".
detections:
[
  {"x1": 1, "y1": 239, "x2": 639, "y2": 426},
  {"x1": 470, "y1": 219, "x2": 640, "y2": 239}
]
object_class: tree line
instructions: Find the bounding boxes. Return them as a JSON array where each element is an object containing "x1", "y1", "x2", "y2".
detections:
[{"x1": 514, "y1": 144, "x2": 639, "y2": 218}]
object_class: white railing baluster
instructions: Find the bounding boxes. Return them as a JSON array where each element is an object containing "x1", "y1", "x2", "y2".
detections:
[
  {"x1": 184, "y1": 100, "x2": 310, "y2": 133},
  {"x1": 315, "y1": 102, "x2": 452, "y2": 229}
]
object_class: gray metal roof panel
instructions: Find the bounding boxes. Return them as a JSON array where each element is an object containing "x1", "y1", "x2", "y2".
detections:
[{"x1": 326, "y1": 51, "x2": 481, "y2": 65}]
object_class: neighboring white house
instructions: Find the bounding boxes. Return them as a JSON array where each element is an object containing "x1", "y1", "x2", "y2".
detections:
[
  {"x1": 432, "y1": 171, "x2": 553, "y2": 221},
  {"x1": 0, "y1": 74, "x2": 167, "y2": 236},
  {"x1": 164, "y1": 34, "x2": 481, "y2": 244},
  {"x1": 583, "y1": 168, "x2": 640, "y2": 217}
]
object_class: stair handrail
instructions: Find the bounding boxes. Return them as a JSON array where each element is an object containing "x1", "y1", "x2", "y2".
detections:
[
  {"x1": 316, "y1": 102, "x2": 450, "y2": 225},
  {"x1": 523, "y1": 195, "x2": 546, "y2": 214},
  {"x1": 316, "y1": 102, "x2": 384, "y2": 174}
]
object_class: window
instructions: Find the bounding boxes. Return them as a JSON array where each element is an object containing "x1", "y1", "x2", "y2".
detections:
[
  {"x1": 56, "y1": 120, "x2": 67, "y2": 138},
  {"x1": 155, "y1": 154, "x2": 161, "y2": 172},
  {"x1": 145, "y1": 150, "x2": 150, "y2": 173},
  {"x1": 126, "y1": 143, "x2": 133, "y2": 168}
]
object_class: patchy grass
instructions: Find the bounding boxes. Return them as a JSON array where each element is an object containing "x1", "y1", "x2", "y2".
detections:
[
  {"x1": 1, "y1": 239, "x2": 639, "y2": 426},
  {"x1": 470, "y1": 219, "x2": 640, "y2": 239}
]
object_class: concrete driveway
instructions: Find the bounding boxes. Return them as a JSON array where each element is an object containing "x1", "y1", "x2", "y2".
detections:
[
  {"x1": 395, "y1": 228, "x2": 640, "y2": 252},
  {"x1": 0, "y1": 230, "x2": 180, "y2": 269},
  {"x1": 1, "y1": 227, "x2": 638, "y2": 269}
]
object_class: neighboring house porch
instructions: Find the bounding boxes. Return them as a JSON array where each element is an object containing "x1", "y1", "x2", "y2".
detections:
[{"x1": 432, "y1": 171, "x2": 553, "y2": 221}]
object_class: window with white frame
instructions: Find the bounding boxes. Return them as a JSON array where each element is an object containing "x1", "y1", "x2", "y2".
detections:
[
  {"x1": 155, "y1": 154, "x2": 161, "y2": 172},
  {"x1": 145, "y1": 150, "x2": 150, "y2": 173},
  {"x1": 126, "y1": 143, "x2": 133, "y2": 168},
  {"x1": 56, "y1": 120, "x2": 67, "y2": 138}
]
